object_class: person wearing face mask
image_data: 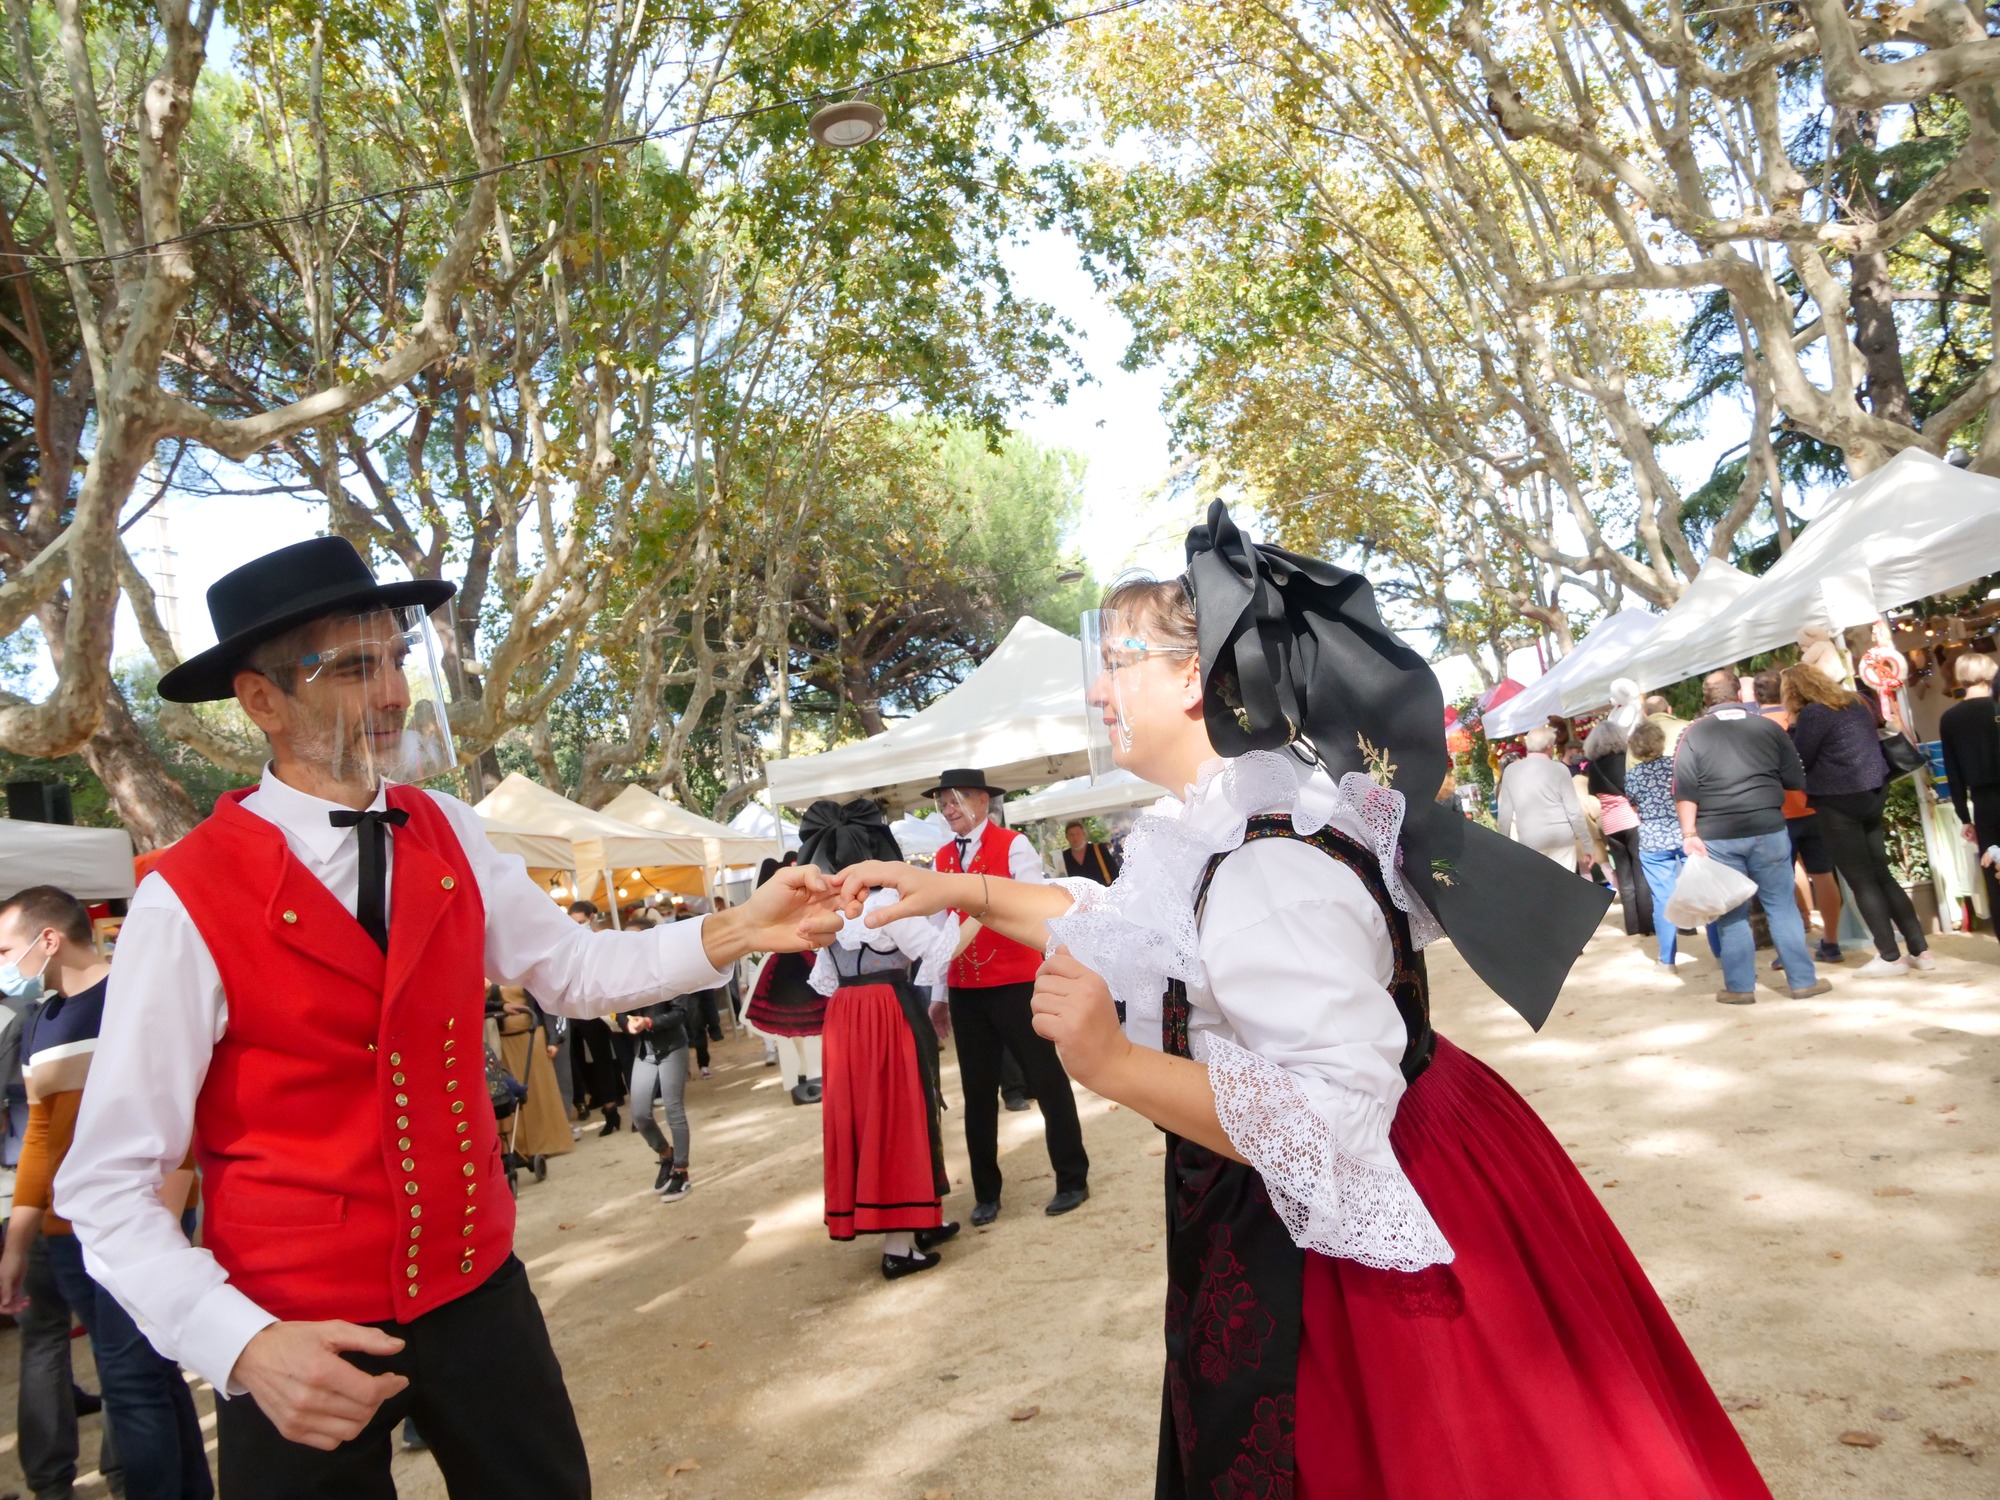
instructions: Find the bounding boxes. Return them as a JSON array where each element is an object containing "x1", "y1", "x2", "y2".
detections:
[
  {"x1": 0, "y1": 885, "x2": 211, "y2": 1500},
  {"x1": 50, "y1": 538, "x2": 843, "y2": 1500},
  {"x1": 926, "y1": 768, "x2": 1090, "y2": 1226},
  {"x1": 833, "y1": 505, "x2": 1770, "y2": 1500}
]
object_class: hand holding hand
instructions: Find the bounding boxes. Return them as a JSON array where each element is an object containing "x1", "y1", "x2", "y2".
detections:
[
  {"x1": 1030, "y1": 945, "x2": 1128, "y2": 1092},
  {"x1": 230, "y1": 1321, "x2": 410, "y2": 1451},
  {"x1": 706, "y1": 866, "x2": 842, "y2": 966},
  {"x1": 833, "y1": 861, "x2": 956, "y2": 925}
]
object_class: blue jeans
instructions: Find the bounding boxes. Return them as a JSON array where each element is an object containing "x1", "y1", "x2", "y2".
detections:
[
  {"x1": 1637, "y1": 848, "x2": 1685, "y2": 963},
  {"x1": 44, "y1": 1233, "x2": 212, "y2": 1500},
  {"x1": 1705, "y1": 830, "x2": 1817, "y2": 995}
]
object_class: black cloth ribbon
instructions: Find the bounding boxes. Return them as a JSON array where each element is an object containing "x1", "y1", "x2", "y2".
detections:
[
  {"x1": 798, "y1": 797, "x2": 902, "y2": 877},
  {"x1": 1183, "y1": 501, "x2": 1610, "y2": 1028},
  {"x1": 329, "y1": 807, "x2": 410, "y2": 953}
]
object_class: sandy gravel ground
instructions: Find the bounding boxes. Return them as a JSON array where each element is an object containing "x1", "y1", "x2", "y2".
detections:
[{"x1": 0, "y1": 916, "x2": 1993, "y2": 1499}]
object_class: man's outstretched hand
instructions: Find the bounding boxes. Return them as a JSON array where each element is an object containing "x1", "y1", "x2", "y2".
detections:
[
  {"x1": 231, "y1": 1321, "x2": 409, "y2": 1450},
  {"x1": 702, "y1": 864, "x2": 843, "y2": 967}
]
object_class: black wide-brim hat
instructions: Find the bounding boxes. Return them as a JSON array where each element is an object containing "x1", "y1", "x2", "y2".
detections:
[
  {"x1": 158, "y1": 536, "x2": 456, "y2": 704},
  {"x1": 921, "y1": 767, "x2": 1008, "y2": 799}
]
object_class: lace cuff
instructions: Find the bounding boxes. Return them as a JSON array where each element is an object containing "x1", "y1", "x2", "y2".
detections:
[
  {"x1": 1193, "y1": 1030, "x2": 1453, "y2": 1272},
  {"x1": 808, "y1": 948, "x2": 838, "y2": 998}
]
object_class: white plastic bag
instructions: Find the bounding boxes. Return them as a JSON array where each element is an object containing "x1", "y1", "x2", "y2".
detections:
[{"x1": 1662, "y1": 853, "x2": 1758, "y2": 928}]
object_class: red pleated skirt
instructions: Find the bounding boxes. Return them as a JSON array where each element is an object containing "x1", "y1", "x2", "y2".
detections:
[
  {"x1": 1296, "y1": 1037, "x2": 1771, "y2": 1499},
  {"x1": 821, "y1": 983, "x2": 943, "y2": 1240}
]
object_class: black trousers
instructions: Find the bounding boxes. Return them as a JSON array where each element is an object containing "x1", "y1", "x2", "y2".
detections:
[
  {"x1": 1603, "y1": 826, "x2": 1654, "y2": 937},
  {"x1": 215, "y1": 1256, "x2": 587, "y2": 1500},
  {"x1": 1970, "y1": 786, "x2": 2000, "y2": 948},
  {"x1": 948, "y1": 981, "x2": 1090, "y2": 1205},
  {"x1": 1812, "y1": 788, "x2": 1928, "y2": 960},
  {"x1": 18, "y1": 1232, "x2": 122, "y2": 1497}
]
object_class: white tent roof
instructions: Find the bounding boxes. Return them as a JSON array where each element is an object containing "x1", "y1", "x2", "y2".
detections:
[
  {"x1": 1570, "y1": 451, "x2": 2000, "y2": 700},
  {"x1": 729, "y1": 801, "x2": 800, "y2": 852},
  {"x1": 1643, "y1": 449, "x2": 2000, "y2": 685},
  {"x1": 600, "y1": 785, "x2": 775, "y2": 868},
  {"x1": 1483, "y1": 610, "x2": 1661, "y2": 739},
  {"x1": 1005, "y1": 770, "x2": 1170, "y2": 824},
  {"x1": 472, "y1": 773, "x2": 709, "y2": 869},
  {"x1": 765, "y1": 617, "x2": 1092, "y2": 811},
  {"x1": 477, "y1": 818, "x2": 576, "y2": 872},
  {"x1": 1560, "y1": 559, "x2": 1759, "y2": 713},
  {"x1": 0, "y1": 822, "x2": 134, "y2": 901}
]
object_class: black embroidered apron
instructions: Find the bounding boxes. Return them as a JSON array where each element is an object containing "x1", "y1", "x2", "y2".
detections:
[{"x1": 1156, "y1": 816, "x2": 1434, "y2": 1500}]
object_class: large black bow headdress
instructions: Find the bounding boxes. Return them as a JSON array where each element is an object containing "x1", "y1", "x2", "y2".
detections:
[
  {"x1": 798, "y1": 798, "x2": 902, "y2": 877},
  {"x1": 1184, "y1": 502, "x2": 1609, "y2": 1028}
]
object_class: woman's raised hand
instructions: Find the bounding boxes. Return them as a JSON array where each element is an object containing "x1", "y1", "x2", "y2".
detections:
[{"x1": 833, "y1": 860, "x2": 953, "y2": 925}]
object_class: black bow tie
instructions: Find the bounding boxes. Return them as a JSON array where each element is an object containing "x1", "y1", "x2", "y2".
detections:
[{"x1": 330, "y1": 807, "x2": 410, "y2": 952}]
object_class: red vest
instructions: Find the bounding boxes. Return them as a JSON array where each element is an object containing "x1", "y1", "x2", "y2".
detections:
[
  {"x1": 155, "y1": 787, "x2": 510, "y2": 1326},
  {"x1": 935, "y1": 821, "x2": 1044, "y2": 987}
]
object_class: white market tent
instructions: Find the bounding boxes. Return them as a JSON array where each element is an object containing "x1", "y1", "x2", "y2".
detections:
[
  {"x1": 890, "y1": 810, "x2": 951, "y2": 859},
  {"x1": 0, "y1": 822, "x2": 135, "y2": 901},
  {"x1": 473, "y1": 772, "x2": 711, "y2": 907},
  {"x1": 1560, "y1": 558, "x2": 1759, "y2": 713},
  {"x1": 729, "y1": 801, "x2": 800, "y2": 853},
  {"x1": 600, "y1": 784, "x2": 775, "y2": 868},
  {"x1": 477, "y1": 818, "x2": 576, "y2": 874},
  {"x1": 1618, "y1": 449, "x2": 2000, "y2": 687},
  {"x1": 764, "y1": 617, "x2": 1093, "y2": 812},
  {"x1": 1005, "y1": 769, "x2": 1169, "y2": 824},
  {"x1": 1482, "y1": 610, "x2": 1661, "y2": 739}
]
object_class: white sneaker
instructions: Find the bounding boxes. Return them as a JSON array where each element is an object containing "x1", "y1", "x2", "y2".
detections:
[
  {"x1": 1909, "y1": 952, "x2": 1938, "y2": 971},
  {"x1": 1857, "y1": 956, "x2": 1909, "y2": 976}
]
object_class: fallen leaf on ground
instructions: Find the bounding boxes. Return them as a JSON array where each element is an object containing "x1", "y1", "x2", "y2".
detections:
[
  {"x1": 666, "y1": 1457, "x2": 701, "y2": 1475},
  {"x1": 558, "y1": 1222, "x2": 576, "y2": 1231},
  {"x1": 1877, "y1": 1406, "x2": 1906, "y2": 1422},
  {"x1": 792, "y1": 1307, "x2": 824, "y2": 1320},
  {"x1": 1010, "y1": 1405, "x2": 1041, "y2": 1422},
  {"x1": 1743, "y1": 1194, "x2": 1761, "y2": 1201},
  {"x1": 1600, "y1": 1180, "x2": 1619, "y2": 1189},
  {"x1": 1901, "y1": 1095, "x2": 1917, "y2": 1104},
  {"x1": 1837, "y1": 1431, "x2": 1882, "y2": 1448},
  {"x1": 1936, "y1": 1103, "x2": 1957, "y2": 1113},
  {"x1": 1720, "y1": 1396, "x2": 1763, "y2": 1412},
  {"x1": 938, "y1": 1372, "x2": 959, "y2": 1382},
  {"x1": 696, "y1": 1340, "x2": 713, "y2": 1350},
  {"x1": 923, "y1": 1489, "x2": 955, "y2": 1499},
  {"x1": 1872, "y1": 1186, "x2": 1915, "y2": 1197},
  {"x1": 1923, "y1": 1431, "x2": 1979, "y2": 1458},
  {"x1": 1935, "y1": 1375, "x2": 1976, "y2": 1388},
  {"x1": 1827, "y1": 1251, "x2": 1843, "y2": 1260}
]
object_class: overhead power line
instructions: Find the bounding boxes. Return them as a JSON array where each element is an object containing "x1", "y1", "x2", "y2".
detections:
[{"x1": 6, "y1": 0, "x2": 1152, "y2": 284}]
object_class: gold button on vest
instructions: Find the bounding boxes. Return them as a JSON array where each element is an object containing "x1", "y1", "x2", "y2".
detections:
[
  {"x1": 462, "y1": 1163, "x2": 475, "y2": 1178},
  {"x1": 281, "y1": 910, "x2": 298, "y2": 925},
  {"x1": 404, "y1": 1182, "x2": 418, "y2": 1196},
  {"x1": 441, "y1": 876, "x2": 456, "y2": 890},
  {"x1": 401, "y1": 1157, "x2": 416, "y2": 1172}
]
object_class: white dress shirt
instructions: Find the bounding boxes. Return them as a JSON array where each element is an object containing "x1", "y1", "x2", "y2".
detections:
[{"x1": 54, "y1": 766, "x2": 734, "y2": 1393}]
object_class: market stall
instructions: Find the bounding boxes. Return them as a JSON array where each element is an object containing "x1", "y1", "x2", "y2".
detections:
[
  {"x1": 1483, "y1": 610, "x2": 1660, "y2": 739},
  {"x1": 0, "y1": 822, "x2": 135, "y2": 901},
  {"x1": 1561, "y1": 558, "x2": 1759, "y2": 713},
  {"x1": 601, "y1": 784, "x2": 777, "y2": 869},
  {"x1": 1003, "y1": 768, "x2": 1169, "y2": 824},
  {"x1": 473, "y1": 773, "x2": 711, "y2": 916}
]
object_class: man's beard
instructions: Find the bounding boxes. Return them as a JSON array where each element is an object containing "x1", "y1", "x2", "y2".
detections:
[{"x1": 288, "y1": 697, "x2": 406, "y2": 788}]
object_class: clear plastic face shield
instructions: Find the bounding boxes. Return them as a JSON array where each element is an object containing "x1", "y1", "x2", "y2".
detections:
[
  {"x1": 1080, "y1": 608, "x2": 1196, "y2": 782},
  {"x1": 929, "y1": 787, "x2": 989, "y2": 834},
  {"x1": 270, "y1": 605, "x2": 459, "y2": 787}
]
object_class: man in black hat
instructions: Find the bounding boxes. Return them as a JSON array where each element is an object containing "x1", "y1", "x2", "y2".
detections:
[
  {"x1": 54, "y1": 537, "x2": 841, "y2": 1499},
  {"x1": 926, "y1": 768, "x2": 1089, "y2": 1224}
]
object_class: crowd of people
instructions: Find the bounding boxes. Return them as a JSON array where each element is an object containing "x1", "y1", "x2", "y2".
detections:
[{"x1": 1493, "y1": 653, "x2": 2000, "y2": 1003}]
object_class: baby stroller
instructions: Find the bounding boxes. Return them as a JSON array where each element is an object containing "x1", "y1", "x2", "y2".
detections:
[{"x1": 486, "y1": 1038, "x2": 531, "y2": 1196}]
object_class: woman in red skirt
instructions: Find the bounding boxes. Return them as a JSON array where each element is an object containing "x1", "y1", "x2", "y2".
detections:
[
  {"x1": 836, "y1": 505, "x2": 1773, "y2": 1498},
  {"x1": 799, "y1": 799, "x2": 962, "y2": 1280},
  {"x1": 747, "y1": 856, "x2": 830, "y2": 1105}
]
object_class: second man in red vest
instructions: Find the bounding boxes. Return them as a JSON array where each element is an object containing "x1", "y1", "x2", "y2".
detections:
[{"x1": 926, "y1": 768, "x2": 1090, "y2": 1224}]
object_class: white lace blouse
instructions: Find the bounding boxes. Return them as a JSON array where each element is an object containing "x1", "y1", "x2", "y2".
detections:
[
  {"x1": 1048, "y1": 751, "x2": 1453, "y2": 1273},
  {"x1": 809, "y1": 888, "x2": 959, "y2": 996}
]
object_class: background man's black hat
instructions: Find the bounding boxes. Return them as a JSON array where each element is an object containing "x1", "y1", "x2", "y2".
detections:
[
  {"x1": 922, "y1": 767, "x2": 1008, "y2": 799},
  {"x1": 158, "y1": 537, "x2": 456, "y2": 704}
]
